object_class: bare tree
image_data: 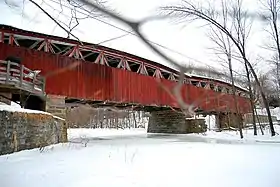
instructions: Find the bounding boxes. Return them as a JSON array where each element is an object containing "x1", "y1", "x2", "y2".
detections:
[
  {"x1": 262, "y1": 0, "x2": 280, "y2": 97},
  {"x1": 161, "y1": 0, "x2": 276, "y2": 136},
  {"x1": 231, "y1": 0, "x2": 258, "y2": 135},
  {"x1": 206, "y1": 0, "x2": 245, "y2": 137},
  {"x1": 66, "y1": 105, "x2": 96, "y2": 128},
  {"x1": 3, "y1": 0, "x2": 107, "y2": 40},
  {"x1": 252, "y1": 71, "x2": 276, "y2": 106}
]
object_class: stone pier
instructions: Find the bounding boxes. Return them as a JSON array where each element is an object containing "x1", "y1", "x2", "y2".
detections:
[
  {"x1": 215, "y1": 113, "x2": 244, "y2": 129},
  {"x1": 147, "y1": 110, "x2": 207, "y2": 134}
]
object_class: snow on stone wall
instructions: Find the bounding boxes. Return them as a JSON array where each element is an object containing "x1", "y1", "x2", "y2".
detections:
[{"x1": 0, "y1": 103, "x2": 67, "y2": 155}]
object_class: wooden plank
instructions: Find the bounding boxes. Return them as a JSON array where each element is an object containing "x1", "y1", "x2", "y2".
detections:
[
  {"x1": 8, "y1": 61, "x2": 21, "y2": 67},
  {"x1": 10, "y1": 68, "x2": 20, "y2": 73},
  {"x1": 0, "y1": 71, "x2": 7, "y2": 76},
  {"x1": 0, "y1": 60, "x2": 7, "y2": 64}
]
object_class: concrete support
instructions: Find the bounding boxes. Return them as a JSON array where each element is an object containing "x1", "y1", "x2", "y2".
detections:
[
  {"x1": 215, "y1": 113, "x2": 244, "y2": 130},
  {"x1": 148, "y1": 110, "x2": 207, "y2": 134},
  {"x1": 0, "y1": 92, "x2": 11, "y2": 105},
  {"x1": 45, "y1": 95, "x2": 66, "y2": 119}
]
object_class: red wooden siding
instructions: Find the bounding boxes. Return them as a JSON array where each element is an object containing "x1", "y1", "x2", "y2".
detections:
[{"x1": 0, "y1": 43, "x2": 251, "y2": 113}]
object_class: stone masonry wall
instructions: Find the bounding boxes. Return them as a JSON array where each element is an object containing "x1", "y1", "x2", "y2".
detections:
[
  {"x1": 0, "y1": 111, "x2": 67, "y2": 155},
  {"x1": 46, "y1": 95, "x2": 66, "y2": 119},
  {"x1": 148, "y1": 110, "x2": 207, "y2": 134},
  {"x1": 217, "y1": 113, "x2": 243, "y2": 129}
]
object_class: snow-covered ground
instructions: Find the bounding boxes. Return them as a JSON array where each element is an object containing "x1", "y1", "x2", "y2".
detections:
[
  {"x1": 195, "y1": 126, "x2": 280, "y2": 143},
  {"x1": 69, "y1": 128, "x2": 147, "y2": 140},
  {"x1": 1, "y1": 103, "x2": 280, "y2": 187},
  {"x1": 1, "y1": 127, "x2": 280, "y2": 187}
]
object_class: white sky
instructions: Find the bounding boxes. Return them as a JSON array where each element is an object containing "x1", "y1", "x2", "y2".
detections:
[{"x1": 0, "y1": 0, "x2": 275, "y2": 74}]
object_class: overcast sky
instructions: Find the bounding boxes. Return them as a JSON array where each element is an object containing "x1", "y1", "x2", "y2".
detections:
[{"x1": 0, "y1": 0, "x2": 274, "y2": 73}]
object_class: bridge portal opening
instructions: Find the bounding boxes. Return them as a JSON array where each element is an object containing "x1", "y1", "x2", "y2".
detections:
[
  {"x1": 24, "y1": 95, "x2": 46, "y2": 111},
  {"x1": 12, "y1": 94, "x2": 46, "y2": 111}
]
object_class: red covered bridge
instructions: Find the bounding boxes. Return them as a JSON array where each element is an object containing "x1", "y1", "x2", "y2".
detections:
[{"x1": 0, "y1": 25, "x2": 251, "y2": 115}]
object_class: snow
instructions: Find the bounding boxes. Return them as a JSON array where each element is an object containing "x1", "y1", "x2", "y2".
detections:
[
  {"x1": 205, "y1": 115, "x2": 216, "y2": 130},
  {"x1": 68, "y1": 128, "x2": 147, "y2": 141},
  {"x1": 204, "y1": 107, "x2": 280, "y2": 130},
  {"x1": 0, "y1": 102, "x2": 64, "y2": 121},
  {"x1": 10, "y1": 101, "x2": 21, "y2": 108},
  {"x1": 0, "y1": 102, "x2": 46, "y2": 114},
  {"x1": 256, "y1": 107, "x2": 280, "y2": 120},
  {"x1": 185, "y1": 72, "x2": 247, "y2": 91},
  {"x1": 1, "y1": 128, "x2": 280, "y2": 187},
  {"x1": 195, "y1": 126, "x2": 280, "y2": 143}
]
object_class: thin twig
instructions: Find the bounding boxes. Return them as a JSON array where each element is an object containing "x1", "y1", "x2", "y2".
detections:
[{"x1": 28, "y1": 0, "x2": 81, "y2": 42}]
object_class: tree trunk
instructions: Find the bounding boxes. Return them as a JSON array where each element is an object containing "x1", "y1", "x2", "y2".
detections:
[
  {"x1": 133, "y1": 111, "x2": 137, "y2": 128},
  {"x1": 259, "y1": 86, "x2": 276, "y2": 136},
  {"x1": 243, "y1": 58, "x2": 276, "y2": 136},
  {"x1": 254, "y1": 106, "x2": 264, "y2": 135},
  {"x1": 228, "y1": 55, "x2": 243, "y2": 138},
  {"x1": 244, "y1": 63, "x2": 257, "y2": 135}
]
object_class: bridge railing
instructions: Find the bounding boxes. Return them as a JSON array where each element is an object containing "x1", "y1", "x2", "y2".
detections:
[{"x1": 0, "y1": 60, "x2": 45, "y2": 95}]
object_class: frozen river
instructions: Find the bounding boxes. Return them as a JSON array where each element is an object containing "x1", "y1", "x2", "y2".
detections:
[{"x1": 1, "y1": 128, "x2": 280, "y2": 187}]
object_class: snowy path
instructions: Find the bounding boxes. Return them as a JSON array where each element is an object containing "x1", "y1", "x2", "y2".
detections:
[{"x1": 1, "y1": 128, "x2": 280, "y2": 187}]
